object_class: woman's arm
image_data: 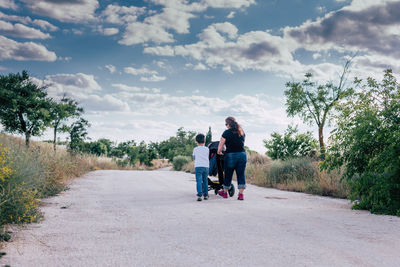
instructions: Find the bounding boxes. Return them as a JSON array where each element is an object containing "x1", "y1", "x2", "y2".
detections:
[{"x1": 217, "y1": 137, "x2": 226, "y2": 155}]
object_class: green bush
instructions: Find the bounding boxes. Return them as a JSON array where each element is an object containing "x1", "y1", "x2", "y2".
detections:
[
  {"x1": 324, "y1": 69, "x2": 400, "y2": 215},
  {"x1": 267, "y1": 157, "x2": 316, "y2": 185},
  {"x1": 172, "y1": 155, "x2": 191, "y2": 171},
  {"x1": 264, "y1": 125, "x2": 318, "y2": 160}
]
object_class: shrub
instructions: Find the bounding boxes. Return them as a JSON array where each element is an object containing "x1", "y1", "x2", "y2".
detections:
[
  {"x1": 245, "y1": 156, "x2": 348, "y2": 198},
  {"x1": 172, "y1": 155, "x2": 191, "y2": 171},
  {"x1": 0, "y1": 133, "x2": 133, "y2": 238},
  {"x1": 264, "y1": 125, "x2": 319, "y2": 160},
  {"x1": 268, "y1": 157, "x2": 316, "y2": 185},
  {"x1": 181, "y1": 160, "x2": 195, "y2": 173},
  {"x1": 324, "y1": 69, "x2": 400, "y2": 215}
]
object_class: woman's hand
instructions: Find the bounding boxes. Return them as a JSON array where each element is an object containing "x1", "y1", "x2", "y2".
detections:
[{"x1": 217, "y1": 137, "x2": 226, "y2": 155}]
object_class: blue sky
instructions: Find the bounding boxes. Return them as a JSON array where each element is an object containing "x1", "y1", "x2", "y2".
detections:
[{"x1": 1, "y1": 0, "x2": 400, "y2": 153}]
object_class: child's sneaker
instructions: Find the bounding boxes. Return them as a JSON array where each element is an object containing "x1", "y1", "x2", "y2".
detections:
[
  {"x1": 197, "y1": 196, "x2": 202, "y2": 201},
  {"x1": 238, "y1": 193, "x2": 244, "y2": 200},
  {"x1": 204, "y1": 195, "x2": 209, "y2": 200},
  {"x1": 218, "y1": 190, "x2": 228, "y2": 198}
]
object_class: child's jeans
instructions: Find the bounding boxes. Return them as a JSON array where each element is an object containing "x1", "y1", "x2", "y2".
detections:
[{"x1": 195, "y1": 167, "x2": 209, "y2": 197}]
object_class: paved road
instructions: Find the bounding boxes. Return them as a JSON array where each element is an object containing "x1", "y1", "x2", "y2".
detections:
[{"x1": 1, "y1": 170, "x2": 400, "y2": 266}]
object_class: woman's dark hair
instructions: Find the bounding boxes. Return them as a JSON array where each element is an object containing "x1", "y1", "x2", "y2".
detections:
[
  {"x1": 195, "y1": 133, "x2": 205, "y2": 144},
  {"x1": 225, "y1": 116, "x2": 244, "y2": 137}
]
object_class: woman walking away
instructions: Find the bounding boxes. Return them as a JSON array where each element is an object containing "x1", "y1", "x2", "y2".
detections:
[{"x1": 217, "y1": 116, "x2": 247, "y2": 200}]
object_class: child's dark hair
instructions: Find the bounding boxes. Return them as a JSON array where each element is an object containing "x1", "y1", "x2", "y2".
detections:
[{"x1": 196, "y1": 133, "x2": 205, "y2": 144}]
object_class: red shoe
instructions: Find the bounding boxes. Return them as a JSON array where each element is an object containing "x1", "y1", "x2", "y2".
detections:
[
  {"x1": 238, "y1": 193, "x2": 244, "y2": 200},
  {"x1": 218, "y1": 190, "x2": 228, "y2": 198}
]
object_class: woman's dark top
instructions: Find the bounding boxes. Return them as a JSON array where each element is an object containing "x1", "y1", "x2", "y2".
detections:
[{"x1": 222, "y1": 129, "x2": 245, "y2": 153}]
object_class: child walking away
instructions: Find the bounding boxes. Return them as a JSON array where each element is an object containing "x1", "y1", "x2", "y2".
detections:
[{"x1": 193, "y1": 134, "x2": 210, "y2": 201}]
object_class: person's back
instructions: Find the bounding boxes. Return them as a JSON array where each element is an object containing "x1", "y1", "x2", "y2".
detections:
[
  {"x1": 193, "y1": 146, "x2": 209, "y2": 168},
  {"x1": 192, "y1": 134, "x2": 209, "y2": 201}
]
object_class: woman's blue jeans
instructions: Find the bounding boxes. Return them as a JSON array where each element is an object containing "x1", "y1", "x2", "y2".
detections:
[
  {"x1": 195, "y1": 167, "x2": 209, "y2": 197},
  {"x1": 223, "y1": 152, "x2": 247, "y2": 190}
]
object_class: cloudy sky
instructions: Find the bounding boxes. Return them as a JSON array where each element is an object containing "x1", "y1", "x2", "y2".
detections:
[{"x1": 1, "y1": 0, "x2": 400, "y2": 153}]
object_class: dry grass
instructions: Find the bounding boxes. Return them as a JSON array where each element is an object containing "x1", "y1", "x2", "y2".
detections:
[
  {"x1": 181, "y1": 160, "x2": 195, "y2": 173},
  {"x1": 246, "y1": 157, "x2": 348, "y2": 198},
  {"x1": 178, "y1": 153, "x2": 347, "y2": 199}
]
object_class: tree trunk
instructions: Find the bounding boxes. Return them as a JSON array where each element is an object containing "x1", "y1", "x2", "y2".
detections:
[
  {"x1": 25, "y1": 132, "x2": 31, "y2": 147},
  {"x1": 318, "y1": 125, "x2": 325, "y2": 159},
  {"x1": 53, "y1": 127, "x2": 57, "y2": 152}
]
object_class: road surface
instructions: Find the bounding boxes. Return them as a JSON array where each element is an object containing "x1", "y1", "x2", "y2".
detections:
[{"x1": 1, "y1": 170, "x2": 400, "y2": 266}]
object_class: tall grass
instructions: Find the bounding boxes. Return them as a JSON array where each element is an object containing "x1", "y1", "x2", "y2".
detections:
[
  {"x1": 246, "y1": 155, "x2": 348, "y2": 198},
  {"x1": 0, "y1": 134, "x2": 134, "y2": 241},
  {"x1": 180, "y1": 153, "x2": 348, "y2": 198}
]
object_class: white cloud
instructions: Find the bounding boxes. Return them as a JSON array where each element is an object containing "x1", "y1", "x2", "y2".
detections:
[
  {"x1": 124, "y1": 66, "x2": 158, "y2": 76},
  {"x1": 145, "y1": 22, "x2": 299, "y2": 75},
  {"x1": 283, "y1": 0, "x2": 400, "y2": 58},
  {"x1": 0, "y1": 36, "x2": 56, "y2": 61},
  {"x1": 101, "y1": 4, "x2": 146, "y2": 24},
  {"x1": 186, "y1": 62, "x2": 208, "y2": 70},
  {"x1": 80, "y1": 94, "x2": 130, "y2": 112},
  {"x1": 20, "y1": 0, "x2": 99, "y2": 23},
  {"x1": 140, "y1": 74, "x2": 166, "y2": 82},
  {"x1": 118, "y1": 0, "x2": 256, "y2": 46},
  {"x1": 227, "y1": 11, "x2": 235, "y2": 18},
  {"x1": 312, "y1": 53, "x2": 322, "y2": 60},
  {"x1": 0, "y1": 0, "x2": 17, "y2": 10},
  {"x1": 32, "y1": 19, "x2": 58, "y2": 31},
  {"x1": 105, "y1": 64, "x2": 116, "y2": 73},
  {"x1": 71, "y1": 28, "x2": 84, "y2": 35},
  {"x1": 119, "y1": 21, "x2": 175, "y2": 45},
  {"x1": 44, "y1": 73, "x2": 102, "y2": 95},
  {"x1": 316, "y1": 6, "x2": 326, "y2": 13},
  {"x1": 112, "y1": 83, "x2": 143, "y2": 92},
  {"x1": 103, "y1": 27, "x2": 119, "y2": 35},
  {"x1": 144, "y1": 45, "x2": 175, "y2": 56},
  {"x1": 203, "y1": 0, "x2": 256, "y2": 9},
  {"x1": 0, "y1": 20, "x2": 51, "y2": 39},
  {"x1": 96, "y1": 26, "x2": 119, "y2": 36},
  {"x1": 144, "y1": 7, "x2": 195, "y2": 35},
  {"x1": 39, "y1": 73, "x2": 130, "y2": 113},
  {"x1": 0, "y1": 11, "x2": 31, "y2": 24}
]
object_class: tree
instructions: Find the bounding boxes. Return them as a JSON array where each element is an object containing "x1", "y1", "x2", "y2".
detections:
[
  {"x1": 68, "y1": 118, "x2": 90, "y2": 153},
  {"x1": 0, "y1": 71, "x2": 52, "y2": 147},
  {"x1": 49, "y1": 96, "x2": 83, "y2": 151},
  {"x1": 157, "y1": 128, "x2": 196, "y2": 161},
  {"x1": 97, "y1": 138, "x2": 113, "y2": 156},
  {"x1": 323, "y1": 69, "x2": 400, "y2": 215},
  {"x1": 85, "y1": 141, "x2": 107, "y2": 156},
  {"x1": 284, "y1": 60, "x2": 353, "y2": 158},
  {"x1": 137, "y1": 141, "x2": 158, "y2": 166},
  {"x1": 264, "y1": 125, "x2": 318, "y2": 160},
  {"x1": 206, "y1": 126, "x2": 212, "y2": 144}
]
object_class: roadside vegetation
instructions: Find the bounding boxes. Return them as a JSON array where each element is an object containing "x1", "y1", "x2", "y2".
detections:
[
  {"x1": 179, "y1": 65, "x2": 399, "y2": 216},
  {"x1": 0, "y1": 134, "x2": 127, "y2": 242},
  {"x1": 1, "y1": 62, "x2": 399, "y2": 244}
]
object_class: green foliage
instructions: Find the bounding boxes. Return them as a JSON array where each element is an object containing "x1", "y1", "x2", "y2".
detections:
[
  {"x1": 264, "y1": 125, "x2": 318, "y2": 160},
  {"x1": 137, "y1": 141, "x2": 158, "y2": 166},
  {"x1": 68, "y1": 118, "x2": 90, "y2": 153},
  {"x1": 0, "y1": 71, "x2": 52, "y2": 147},
  {"x1": 206, "y1": 126, "x2": 212, "y2": 144},
  {"x1": 267, "y1": 157, "x2": 317, "y2": 185},
  {"x1": 284, "y1": 61, "x2": 354, "y2": 158},
  {"x1": 49, "y1": 96, "x2": 83, "y2": 151},
  {"x1": 97, "y1": 138, "x2": 113, "y2": 155},
  {"x1": 324, "y1": 69, "x2": 400, "y2": 215},
  {"x1": 157, "y1": 128, "x2": 196, "y2": 161},
  {"x1": 85, "y1": 141, "x2": 108, "y2": 156},
  {"x1": 172, "y1": 155, "x2": 191, "y2": 171}
]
